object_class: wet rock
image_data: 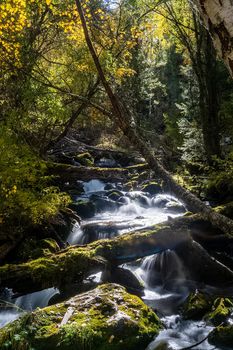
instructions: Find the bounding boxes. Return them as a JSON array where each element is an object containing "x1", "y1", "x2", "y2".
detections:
[
  {"x1": 141, "y1": 182, "x2": 162, "y2": 196},
  {"x1": 104, "y1": 183, "x2": 115, "y2": 191},
  {"x1": 152, "y1": 196, "x2": 170, "y2": 208},
  {"x1": 102, "y1": 266, "x2": 144, "y2": 297},
  {"x1": 123, "y1": 180, "x2": 138, "y2": 191},
  {"x1": 74, "y1": 152, "x2": 94, "y2": 166},
  {"x1": 182, "y1": 291, "x2": 212, "y2": 320},
  {"x1": 208, "y1": 325, "x2": 233, "y2": 348},
  {"x1": 90, "y1": 194, "x2": 119, "y2": 212},
  {"x1": 165, "y1": 201, "x2": 185, "y2": 213},
  {"x1": 107, "y1": 190, "x2": 124, "y2": 201},
  {"x1": 70, "y1": 199, "x2": 96, "y2": 219},
  {"x1": 126, "y1": 191, "x2": 150, "y2": 207},
  {"x1": 82, "y1": 222, "x2": 119, "y2": 243},
  {"x1": 0, "y1": 284, "x2": 162, "y2": 350},
  {"x1": 206, "y1": 297, "x2": 233, "y2": 326}
]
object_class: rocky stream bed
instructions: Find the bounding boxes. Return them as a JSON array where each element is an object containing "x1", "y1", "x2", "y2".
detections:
[{"x1": 0, "y1": 175, "x2": 233, "y2": 350}]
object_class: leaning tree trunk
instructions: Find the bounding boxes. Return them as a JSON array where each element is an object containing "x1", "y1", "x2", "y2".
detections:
[
  {"x1": 194, "y1": 0, "x2": 233, "y2": 77},
  {"x1": 74, "y1": 0, "x2": 233, "y2": 235}
]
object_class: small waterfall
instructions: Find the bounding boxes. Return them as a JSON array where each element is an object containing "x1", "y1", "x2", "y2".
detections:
[
  {"x1": 83, "y1": 179, "x2": 105, "y2": 194},
  {"x1": 0, "y1": 288, "x2": 59, "y2": 328},
  {"x1": 15, "y1": 288, "x2": 59, "y2": 310},
  {"x1": 67, "y1": 221, "x2": 84, "y2": 245}
]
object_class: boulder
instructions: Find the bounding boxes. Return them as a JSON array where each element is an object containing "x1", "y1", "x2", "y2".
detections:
[
  {"x1": 0, "y1": 284, "x2": 162, "y2": 350},
  {"x1": 74, "y1": 152, "x2": 94, "y2": 166},
  {"x1": 70, "y1": 200, "x2": 96, "y2": 219},
  {"x1": 165, "y1": 201, "x2": 185, "y2": 214},
  {"x1": 141, "y1": 182, "x2": 162, "y2": 196},
  {"x1": 90, "y1": 194, "x2": 119, "y2": 212},
  {"x1": 208, "y1": 325, "x2": 233, "y2": 348},
  {"x1": 182, "y1": 291, "x2": 212, "y2": 320},
  {"x1": 102, "y1": 267, "x2": 144, "y2": 297},
  {"x1": 107, "y1": 190, "x2": 124, "y2": 201}
]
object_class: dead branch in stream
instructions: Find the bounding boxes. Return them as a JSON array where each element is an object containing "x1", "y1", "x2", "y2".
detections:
[{"x1": 74, "y1": 0, "x2": 233, "y2": 235}]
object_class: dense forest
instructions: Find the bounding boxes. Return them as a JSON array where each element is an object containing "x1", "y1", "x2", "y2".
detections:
[{"x1": 0, "y1": 0, "x2": 233, "y2": 349}]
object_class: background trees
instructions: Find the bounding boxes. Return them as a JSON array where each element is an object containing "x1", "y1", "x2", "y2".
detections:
[{"x1": 0, "y1": 0, "x2": 232, "y2": 231}]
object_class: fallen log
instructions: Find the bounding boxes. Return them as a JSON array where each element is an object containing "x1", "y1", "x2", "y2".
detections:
[
  {"x1": 0, "y1": 218, "x2": 190, "y2": 294},
  {"x1": 1, "y1": 216, "x2": 233, "y2": 295},
  {"x1": 47, "y1": 162, "x2": 129, "y2": 182}
]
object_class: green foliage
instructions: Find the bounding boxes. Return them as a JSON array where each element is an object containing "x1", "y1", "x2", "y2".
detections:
[{"x1": 0, "y1": 127, "x2": 70, "y2": 226}]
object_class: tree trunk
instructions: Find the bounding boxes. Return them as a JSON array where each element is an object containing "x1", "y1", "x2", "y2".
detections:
[
  {"x1": 194, "y1": 0, "x2": 233, "y2": 77},
  {"x1": 74, "y1": 0, "x2": 233, "y2": 235},
  {"x1": 47, "y1": 162, "x2": 129, "y2": 182}
]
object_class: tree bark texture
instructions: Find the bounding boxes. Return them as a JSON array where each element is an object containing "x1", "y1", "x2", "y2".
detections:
[{"x1": 194, "y1": 0, "x2": 233, "y2": 77}]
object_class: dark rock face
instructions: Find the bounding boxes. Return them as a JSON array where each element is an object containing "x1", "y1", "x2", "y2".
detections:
[
  {"x1": 0, "y1": 284, "x2": 162, "y2": 350},
  {"x1": 102, "y1": 267, "x2": 144, "y2": 297},
  {"x1": 141, "y1": 182, "x2": 162, "y2": 196},
  {"x1": 70, "y1": 200, "x2": 96, "y2": 219}
]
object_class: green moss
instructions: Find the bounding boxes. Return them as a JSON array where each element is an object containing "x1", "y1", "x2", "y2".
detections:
[
  {"x1": 74, "y1": 152, "x2": 94, "y2": 166},
  {"x1": 124, "y1": 180, "x2": 138, "y2": 191},
  {"x1": 208, "y1": 325, "x2": 233, "y2": 347},
  {"x1": 0, "y1": 284, "x2": 162, "y2": 350},
  {"x1": 215, "y1": 202, "x2": 233, "y2": 219},
  {"x1": 206, "y1": 298, "x2": 233, "y2": 326},
  {"x1": 182, "y1": 291, "x2": 213, "y2": 320}
]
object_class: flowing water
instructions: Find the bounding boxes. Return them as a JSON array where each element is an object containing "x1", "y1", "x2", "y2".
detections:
[{"x1": 0, "y1": 179, "x2": 227, "y2": 349}]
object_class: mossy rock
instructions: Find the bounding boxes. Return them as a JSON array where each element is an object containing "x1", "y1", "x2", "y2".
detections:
[
  {"x1": 165, "y1": 201, "x2": 185, "y2": 213},
  {"x1": 206, "y1": 298, "x2": 233, "y2": 326},
  {"x1": 182, "y1": 291, "x2": 213, "y2": 320},
  {"x1": 0, "y1": 284, "x2": 162, "y2": 350},
  {"x1": 208, "y1": 325, "x2": 233, "y2": 348},
  {"x1": 70, "y1": 200, "x2": 96, "y2": 219},
  {"x1": 74, "y1": 152, "x2": 94, "y2": 166},
  {"x1": 141, "y1": 182, "x2": 162, "y2": 196},
  {"x1": 107, "y1": 190, "x2": 124, "y2": 201},
  {"x1": 123, "y1": 180, "x2": 138, "y2": 191}
]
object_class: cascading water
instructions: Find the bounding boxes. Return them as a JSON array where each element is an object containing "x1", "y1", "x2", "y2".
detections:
[
  {"x1": 0, "y1": 288, "x2": 59, "y2": 328},
  {"x1": 1, "y1": 177, "x2": 222, "y2": 350}
]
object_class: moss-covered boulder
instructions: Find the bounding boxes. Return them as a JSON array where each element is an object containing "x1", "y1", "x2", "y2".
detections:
[
  {"x1": 107, "y1": 190, "x2": 124, "y2": 201},
  {"x1": 208, "y1": 325, "x2": 233, "y2": 348},
  {"x1": 182, "y1": 291, "x2": 213, "y2": 320},
  {"x1": 141, "y1": 182, "x2": 162, "y2": 196},
  {"x1": 165, "y1": 201, "x2": 185, "y2": 213},
  {"x1": 70, "y1": 199, "x2": 96, "y2": 219},
  {"x1": 183, "y1": 292, "x2": 233, "y2": 326},
  {"x1": 206, "y1": 298, "x2": 233, "y2": 326},
  {"x1": 74, "y1": 152, "x2": 94, "y2": 166},
  {"x1": 0, "y1": 284, "x2": 162, "y2": 350}
]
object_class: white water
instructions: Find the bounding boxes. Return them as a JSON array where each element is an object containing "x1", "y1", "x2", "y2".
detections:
[
  {"x1": 68, "y1": 188, "x2": 185, "y2": 245},
  {"x1": 146, "y1": 316, "x2": 215, "y2": 350},
  {"x1": 0, "y1": 288, "x2": 59, "y2": 328},
  {"x1": 83, "y1": 179, "x2": 105, "y2": 194},
  {"x1": 0, "y1": 178, "x2": 223, "y2": 350}
]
